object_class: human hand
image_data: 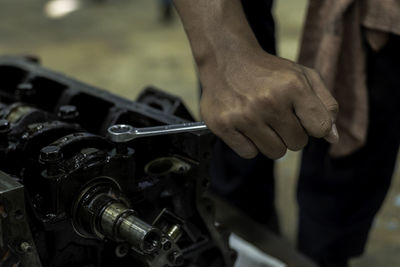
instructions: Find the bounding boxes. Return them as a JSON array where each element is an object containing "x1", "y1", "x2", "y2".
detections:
[{"x1": 199, "y1": 52, "x2": 339, "y2": 159}]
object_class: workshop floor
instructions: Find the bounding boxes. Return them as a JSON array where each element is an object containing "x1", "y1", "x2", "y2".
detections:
[{"x1": 0, "y1": 0, "x2": 399, "y2": 266}]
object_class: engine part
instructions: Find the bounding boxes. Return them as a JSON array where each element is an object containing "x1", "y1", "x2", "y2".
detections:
[{"x1": 0, "y1": 56, "x2": 235, "y2": 267}]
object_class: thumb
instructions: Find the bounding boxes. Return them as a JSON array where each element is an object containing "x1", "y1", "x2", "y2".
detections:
[{"x1": 304, "y1": 68, "x2": 339, "y2": 143}]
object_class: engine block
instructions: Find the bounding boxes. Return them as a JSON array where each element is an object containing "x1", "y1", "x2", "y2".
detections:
[{"x1": 0, "y1": 56, "x2": 235, "y2": 267}]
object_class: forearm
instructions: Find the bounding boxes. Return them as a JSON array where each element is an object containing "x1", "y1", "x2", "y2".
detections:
[
  {"x1": 174, "y1": 0, "x2": 338, "y2": 159},
  {"x1": 173, "y1": 0, "x2": 264, "y2": 69}
]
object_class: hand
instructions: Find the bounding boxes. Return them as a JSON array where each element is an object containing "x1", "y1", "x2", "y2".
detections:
[
  {"x1": 199, "y1": 52, "x2": 339, "y2": 159},
  {"x1": 174, "y1": 0, "x2": 338, "y2": 159}
]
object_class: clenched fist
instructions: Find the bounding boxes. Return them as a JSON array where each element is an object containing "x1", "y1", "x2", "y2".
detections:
[
  {"x1": 199, "y1": 52, "x2": 338, "y2": 159},
  {"x1": 174, "y1": 0, "x2": 338, "y2": 159}
]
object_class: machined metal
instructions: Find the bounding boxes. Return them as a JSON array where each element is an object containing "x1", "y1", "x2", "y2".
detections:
[
  {"x1": 107, "y1": 122, "x2": 208, "y2": 143},
  {"x1": 100, "y1": 202, "x2": 162, "y2": 254},
  {"x1": 0, "y1": 56, "x2": 234, "y2": 267},
  {"x1": 0, "y1": 171, "x2": 42, "y2": 267}
]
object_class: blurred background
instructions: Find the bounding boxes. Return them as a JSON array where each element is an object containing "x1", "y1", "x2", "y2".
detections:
[{"x1": 0, "y1": 0, "x2": 399, "y2": 266}]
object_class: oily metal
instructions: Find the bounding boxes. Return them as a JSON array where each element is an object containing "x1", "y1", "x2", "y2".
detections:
[{"x1": 0, "y1": 56, "x2": 235, "y2": 267}]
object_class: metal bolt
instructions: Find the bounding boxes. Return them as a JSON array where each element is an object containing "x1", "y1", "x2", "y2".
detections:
[
  {"x1": 20, "y1": 242, "x2": 32, "y2": 253},
  {"x1": 163, "y1": 240, "x2": 172, "y2": 251},
  {"x1": 58, "y1": 105, "x2": 79, "y2": 121},
  {"x1": 39, "y1": 146, "x2": 62, "y2": 163},
  {"x1": 16, "y1": 83, "x2": 36, "y2": 100},
  {"x1": 116, "y1": 143, "x2": 129, "y2": 155},
  {"x1": 39, "y1": 146, "x2": 63, "y2": 176},
  {"x1": 0, "y1": 119, "x2": 10, "y2": 134},
  {"x1": 168, "y1": 251, "x2": 183, "y2": 266}
]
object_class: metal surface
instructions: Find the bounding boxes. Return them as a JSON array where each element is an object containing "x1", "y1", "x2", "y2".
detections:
[
  {"x1": 0, "y1": 56, "x2": 234, "y2": 267},
  {"x1": 100, "y1": 203, "x2": 162, "y2": 254},
  {"x1": 107, "y1": 122, "x2": 208, "y2": 143},
  {"x1": 0, "y1": 171, "x2": 42, "y2": 267}
]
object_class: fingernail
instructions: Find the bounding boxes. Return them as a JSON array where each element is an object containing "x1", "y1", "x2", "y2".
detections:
[{"x1": 324, "y1": 123, "x2": 339, "y2": 144}]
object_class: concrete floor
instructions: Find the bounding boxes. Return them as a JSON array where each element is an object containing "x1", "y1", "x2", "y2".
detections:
[{"x1": 0, "y1": 0, "x2": 399, "y2": 266}]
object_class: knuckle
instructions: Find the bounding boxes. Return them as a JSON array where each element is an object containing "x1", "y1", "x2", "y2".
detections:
[
  {"x1": 208, "y1": 115, "x2": 231, "y2": 134},
  {"x1": 305, "y1": 67, "x2": 321, "y2": 80},
  {"x1": 329, "y1": 101, "x2": 339, "y2": 116},
  {"x1": 292, "y1": 69, "x2": 306, "y2": 82},
  {"x1": 256, "y1": 94, "x2": 282, "y2": 115},
  {"x1": 285, "y1": 72, "x2": 303, "y2": 89},
  {"x1": 286, "y1": 72, "x2": 310, "y2": 97},
  {"x1": 241, "y1": 108, "x2": 257, "y2": 124},
  {"x1": 308, "y1": 68, "x2": 319, "y2": 76}
]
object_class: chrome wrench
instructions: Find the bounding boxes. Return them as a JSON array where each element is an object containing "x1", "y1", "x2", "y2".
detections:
[{"x1": 107, "y1": 122, "x2": 208, "y2": 143}]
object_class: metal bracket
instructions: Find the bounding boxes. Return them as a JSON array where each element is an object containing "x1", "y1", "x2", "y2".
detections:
[{"x1": 0, "y1": 171, "x2": 42, "y2": 267}]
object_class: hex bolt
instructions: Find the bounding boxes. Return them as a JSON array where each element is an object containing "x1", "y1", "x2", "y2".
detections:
[
  {"x1": 20, "y1": 242, "x2": 32, "y2": 253},
  {"x1": 57, "y1": 105, "x2": 79, "y2": 121},
  {"x1": 168, "y1": 251, "x2": 184, "y2": 266},
  {"x1": 163, "y1": 239, "x2": 172, "y2": 251},
  {"x1": 40, "y1": 146, "x2": 62, "y2": 162},
  {"x1": 39, "y1": 146, "x2": 63, "y2": 176},
  {"x1": 116, "y1": 143, "x2": 128, "y2": 155},
  {"x1": 0, "y1": 119, "x2": 10, "y2": 134},
  {"x1": 16, "y1": 82, "x2": 36, "y2": 101}
]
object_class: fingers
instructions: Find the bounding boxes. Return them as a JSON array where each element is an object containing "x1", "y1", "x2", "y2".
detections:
[
  {"x1": 304, "y1": 68, "x2": 339, "y2": 121},
  {"x1": 232, "y1": 112, "x2": 307, "y2": 158},
  {"x1": 199, "y1": 61, "x2": 340, "y2": 160},
  {"x1": 304, "y1": 68, "x2": 340, "y2": 143},
  {"x1": 206, "y1": 114, "x2": 290, "y2": 159},
  {"x1": 266, "y1": 112, "x2": 309, "y2": 151},
  {"x1": 236, "y1": 120, "x2": 287, "y2": 159},
  {"x1": 210, "y1": 123, "x2": 259, "y2": 159},
  {"x1": 323, "y1": 123, "x2": 339, "y2": 144},
  {"x1": 293, "y1": 68, "x2": 339, "y2": 143},
  {"x1": 293, "y1": 93, "x2": 333, "y2": 138}
]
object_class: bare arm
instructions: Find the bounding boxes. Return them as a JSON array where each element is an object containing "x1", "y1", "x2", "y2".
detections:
[{"x1": 174, "y1": 0, "x2": 338, "y2": 159}]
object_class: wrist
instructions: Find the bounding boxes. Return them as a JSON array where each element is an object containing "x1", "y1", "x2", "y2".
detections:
[
  {"x1": 194, "y1": 29, "x2": 264, "y2": 69},
  {"x1": 174, "y1": 0, "x2": 265, "y2": 74}
]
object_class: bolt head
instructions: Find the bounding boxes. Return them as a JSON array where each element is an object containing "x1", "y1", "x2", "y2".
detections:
[
  {"x1": 163, "y1": 240, "x2": 172, "y2": 251},
  {"x1": 58, "y1": 105, "x2": 79, "y2": 120},
  {"x1": 39, "y1": 146, "x2": 62, "y2": 163},
  {"x1": 16, "y1": 83, "x2": 35, "y2": 96},
  {"x1": 20, "y1": 242, "x2": 32, "y2": 253},
  {"x1": 169, "y1": 251, "x2": 184, "y2": 266},
  {"x1": 0, "y1": 119, "x2": 10, "y2": 133}
]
